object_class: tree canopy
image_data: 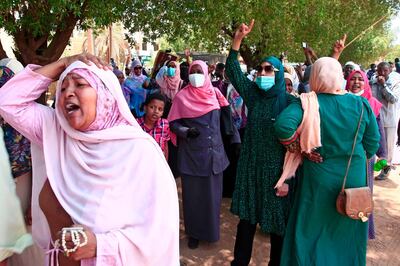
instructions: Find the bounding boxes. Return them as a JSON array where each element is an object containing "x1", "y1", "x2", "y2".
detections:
[
  {"x1": 0, "y1": 0, "x2": 128, "y2": 64},
  {"x1": 123, "y1": 0, "x2": 400, "y2": 66},
  {"x1": 1, "y1": 1, "x2": 399, "y2": 66}
]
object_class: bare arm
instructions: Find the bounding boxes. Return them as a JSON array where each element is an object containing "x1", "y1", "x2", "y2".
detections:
[{"x1": 184, "y1": 48, "x2": 192, "y2": 65}]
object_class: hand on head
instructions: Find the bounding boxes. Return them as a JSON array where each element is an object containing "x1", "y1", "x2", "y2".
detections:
[
  {"x1": 35, "y1": 53, "x2": 112, "y2": 81},
  {"x1": 62, "y1": 53, "x2": 112, "y2": 71}
]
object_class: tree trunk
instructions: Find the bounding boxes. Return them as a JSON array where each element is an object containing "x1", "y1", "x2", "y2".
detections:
[
  {"x1": 12, "y1": 12, "x2": 78, "y2": 65},
  {"x1": 0, "y1": 40, "x2": 7, "y2": 59}
]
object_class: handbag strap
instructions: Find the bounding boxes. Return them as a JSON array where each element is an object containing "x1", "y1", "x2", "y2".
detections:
[{"x1": 341, "y1": 102, "x2": 364, "y2": 192}]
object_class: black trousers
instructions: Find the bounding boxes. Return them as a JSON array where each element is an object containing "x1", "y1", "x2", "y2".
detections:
[{"x1": 231, "y1": 219, "x2": 284, "y2": 266}]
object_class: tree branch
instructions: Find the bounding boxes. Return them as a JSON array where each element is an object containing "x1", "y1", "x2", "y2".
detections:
[
  {"x1": 221, "y1": 26, "x2": 234, "y2": 38},
  {"x1": 42, "y1": 12, "x2": 79, "y2": 63}
]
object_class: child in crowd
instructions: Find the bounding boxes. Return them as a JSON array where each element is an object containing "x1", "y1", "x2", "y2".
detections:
[{"x1": 137, "y1": 93, "x2": 170, "y2": 159}]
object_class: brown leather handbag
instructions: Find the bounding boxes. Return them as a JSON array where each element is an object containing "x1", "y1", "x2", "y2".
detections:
[{"x1": 336, "y1": 104, "x2": 373, "y2": 222}]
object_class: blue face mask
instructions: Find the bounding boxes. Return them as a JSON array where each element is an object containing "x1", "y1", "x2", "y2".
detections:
[
  {"x1": 166, "y1": 67, "x2": 176, "y2": 77},
  {"x1": 255, "y1": 76, "x2": 275, "y2": 91}
]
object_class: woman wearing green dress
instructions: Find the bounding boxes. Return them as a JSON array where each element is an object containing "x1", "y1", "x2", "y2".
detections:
[
  {"x1": 274, "y1": 57, "x2": 380, "y2": 266},
  {"x1": 225, "y1": 20, "x2": 294, "y2": 266}
]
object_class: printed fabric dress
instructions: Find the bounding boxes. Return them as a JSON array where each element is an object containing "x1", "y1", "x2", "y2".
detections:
[{"x1": 274, "y1": 94, "x2": 380, "y2": 266}]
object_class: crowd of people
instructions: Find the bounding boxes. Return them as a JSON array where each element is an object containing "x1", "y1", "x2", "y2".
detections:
[{"x1": 1, "y1": 18, "x2": 399, "y2": 266}]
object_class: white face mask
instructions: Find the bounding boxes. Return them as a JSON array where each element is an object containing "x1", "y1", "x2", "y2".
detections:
[
  {"x1": 349, "y1": 89, "x2": 364, "y2": 96},
  {"x1": 240, "y1": 64, "x2": 247, "y2": 73},
  {"x1": 189, "y1": 74, "x2": 205, "y2": 87}
]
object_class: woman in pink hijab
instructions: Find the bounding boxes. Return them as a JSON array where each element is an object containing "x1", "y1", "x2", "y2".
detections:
[
  {"x1": 0, "y1": 54, "x2": 179, "y2": 266},
  {"x1": 168, "y1": 60, "x2": 235, "y2": 249},
  {"x1": 346, "y1": 69, "x2": 386, "y2": 239},
  {"x1": 156, "y1": 60, "x2": 183, "y2": 102}
]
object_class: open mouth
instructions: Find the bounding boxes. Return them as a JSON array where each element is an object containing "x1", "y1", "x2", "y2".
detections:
[{"x1": 65, "y1": 103, "x2": 80, "y2": 114}]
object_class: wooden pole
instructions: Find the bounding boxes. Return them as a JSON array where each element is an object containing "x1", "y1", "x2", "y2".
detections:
[{"x1": 345, "y1": 14, "x2": 388, "y2": 49}]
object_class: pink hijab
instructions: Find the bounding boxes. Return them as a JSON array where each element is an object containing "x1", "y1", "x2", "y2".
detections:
[
  {"x1": 160, "y1": 61, "x2": 182, "y2": 100},
  {"x1": 35, "y1": 61, "x2": 179, "y2": 265},
  {"x1": 346, "y1": 70, "x2": 382, "y2": 117},
  {"x1": 168, "y1": 60, "x2": 229, "y2": 145},
  {"x1": 168, "y1": 60, "x2": 228, "y2": 122},
  {"x1": 64, "y1": 68, "x2": 129, "y2": 131}
]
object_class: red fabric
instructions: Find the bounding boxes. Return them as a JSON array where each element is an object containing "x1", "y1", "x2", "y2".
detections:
[{"x1": 137, "y1": 117, "x2": 170, "y2": 153}]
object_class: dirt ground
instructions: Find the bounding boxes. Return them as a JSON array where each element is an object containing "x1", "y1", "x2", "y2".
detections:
[{"x1": 178, "y1": 165, "x2": 400, "y2": 266}]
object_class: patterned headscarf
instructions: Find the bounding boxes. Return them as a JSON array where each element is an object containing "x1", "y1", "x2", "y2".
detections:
[{"x1": 59, "y1": 69, "x2": 129, "y2": 131}]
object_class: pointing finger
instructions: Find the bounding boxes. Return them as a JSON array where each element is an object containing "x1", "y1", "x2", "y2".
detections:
[
  {"x1": 248, "y1": 19, "x2": 255, "y2": 31},
  {"x1": 341, "y1": 34, "x2": 347, "y2": 44}
]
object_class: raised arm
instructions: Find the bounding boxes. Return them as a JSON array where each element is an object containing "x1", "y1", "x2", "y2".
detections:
[
  {"x1": 225, "y1": 19, "x2": 256, "y2": 103},
  {"x1": 331, "y1": 34, "x2": 347, "y2": 61},
  {"x1": 184, "y1": 48, "x2": 192, "y2": 65}
]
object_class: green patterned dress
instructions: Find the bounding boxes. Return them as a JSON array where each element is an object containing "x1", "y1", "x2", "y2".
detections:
[{"x1": 225, "y1": 49, "x2": 293, "y2": 235}]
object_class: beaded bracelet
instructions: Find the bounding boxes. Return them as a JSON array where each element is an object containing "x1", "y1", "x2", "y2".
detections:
[{"x1": 61, "y1": 227, "x2": 88, "y2": 256}]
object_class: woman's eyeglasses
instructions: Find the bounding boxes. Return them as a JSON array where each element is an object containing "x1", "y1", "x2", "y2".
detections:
[
  {"x1": 256, "y1": 65, "x2": 279, "y2": 73},
  {"x1": 134, "y1": 66, "x2": 143, "y2": 70}
]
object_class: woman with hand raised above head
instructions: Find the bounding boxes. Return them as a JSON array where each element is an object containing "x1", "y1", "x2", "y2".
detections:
[
  {"x1": 0, "y1": 53, "x2": 179, "y2": 266},
  {"x1": 225, "y1": 19, "x2": 295, "y2": 266}
]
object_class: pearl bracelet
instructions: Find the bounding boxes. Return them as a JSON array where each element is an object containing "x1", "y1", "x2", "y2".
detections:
[{"x1": 61, "y1": 227, "x2": 88, "y2": 256}]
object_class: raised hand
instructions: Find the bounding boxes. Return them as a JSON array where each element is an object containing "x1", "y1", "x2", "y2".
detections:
[
  {"x1": 232, "y1": 19, "x2": 255, "y2": 50},
  {"x1": 234, "y1": 19, "x2": 255, "y2": 41},
  {"x1": 331, "y1": 34, "x2": 347, "y2": 60},
  {"x1": 184, "y1": 48, "x2": 191, "y2": 58}
]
